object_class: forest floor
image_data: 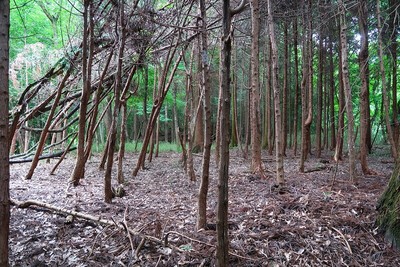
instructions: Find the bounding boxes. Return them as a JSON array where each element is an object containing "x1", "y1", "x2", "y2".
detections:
[{"x1": 9, "y1": 147, "x2": 400, "y2": 266}]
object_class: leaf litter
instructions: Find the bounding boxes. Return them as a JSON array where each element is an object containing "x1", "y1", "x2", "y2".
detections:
[{"x1": 9, "y1": 149, "x2": 400, "y2": 266}]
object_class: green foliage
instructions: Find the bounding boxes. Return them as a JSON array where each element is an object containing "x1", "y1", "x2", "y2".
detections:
[{"x1": 91, "y1": 141, "x2": 181, "y2": 154}]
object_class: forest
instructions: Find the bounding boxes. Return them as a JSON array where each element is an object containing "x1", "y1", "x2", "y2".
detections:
[{"x1": 0, "y1": 0, "x2": 400, "y2": 266}]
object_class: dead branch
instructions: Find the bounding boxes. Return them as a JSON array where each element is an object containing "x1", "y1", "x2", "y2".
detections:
[
  {"x1": 10, "y1": 198, "x2": 182, "y2": 253},
  {"x1": 10, "y1": 147, "x2": 77, "y2": 164},
  {"x1": 304, "y1": 165, "x2": 327, "y2": 173}
]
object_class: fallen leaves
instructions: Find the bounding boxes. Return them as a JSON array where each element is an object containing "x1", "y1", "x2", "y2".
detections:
[{"x1": 8, "y1": 150, "x2": 400, "y2": 266}]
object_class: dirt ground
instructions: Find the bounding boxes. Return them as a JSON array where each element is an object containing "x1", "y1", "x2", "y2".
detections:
[{"x1": 9, "y1": 148, "x2": 400, "y2": 266}]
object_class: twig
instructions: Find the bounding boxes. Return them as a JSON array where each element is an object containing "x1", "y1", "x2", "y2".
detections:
[
  {"x1": 332, "y1": 227, "x2": 353, "y2": 254},
  {"x1": 123, "y1": 206, "x2": 135, "y2": 259}
]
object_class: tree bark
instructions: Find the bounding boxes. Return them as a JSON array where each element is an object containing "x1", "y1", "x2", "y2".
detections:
[
  {"x1": 376, "y1": 132, "x2": 400, "y2": 247},
  {"x1": 0, "y1": 0, "x2": 10, "y2": 263},
  {"x1": 69, "y1": 0, "x2": 94, "y2": 185},
  {"x1": 316, "y1": 27, "x2": 324, "y2": 158},
  {"x1": 267, "y1": 0, "x2": 284, "y2": 185},
  {"x1": 217, "y1": 2, "x2": 232, "y2": 264},
  {"x1": 299, "y1": 1, "x2": 313, "y2": 173},
  {"x1": 377, "y1": 0, "x2": 398, "y2": 160},
  {"x1": 250, "y1": 0, "x2": 264, "y2": 176},
  {"x1": 197, "y1": 0, "x2": 212, "y2": 230},
  {"x1": 328, "y1": 37, "x2": 336, "y2": 150},
  {"x1": 358, "y1": 0, "x2": 373, "y2": 174},
  {"x1": 293, "y1": 16, "x2": 300, "y2": 156},
  {"x1": 104, "y1": 0, "x2": 125, "y2": 203},
  {"x1": 339, "y1": 0, "x2": 357, "y2": 182}
]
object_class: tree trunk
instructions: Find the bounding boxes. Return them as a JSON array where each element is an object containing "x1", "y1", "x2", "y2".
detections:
[
  {"x1": 0, "y1": 0, "x2": 10, "y2": 263},
  {"x1": 197, "y1": 0, "x2": 212, "y2": 230},
  {"x1": 193, "y1": 62, "x2": 204, "y2": 153},
  {"x1": 316, "y1": 27, "x2": 324, "y2": 158},
  {"x1": 104, "y1": 1, "x2": 125, "y2": 203},
  {"x1": 377, "y1": 0, "x2": 398, "y2": 160},
  {"x1": 217, "y1": 2, "x2": 232, "y2": 264},
  {"x1": 267, "y1": 0, "x2": 284, "y2": 185},
  {"x1": 183, "y1": 44, "x2": 197, "y2": 181},
  {"x1": 117, "y1": 99, "x2": 128, "y2": 184},
  {"x1": 328, "y1": 37, "x2": 336, "y2": 150},
  {"x1": 282, "y1": 21, "x2": 288, "y2": 157},
  {"x1": 358, "y1": 0, "x2": 373, "y2": 174},
  {"x1": 376, "y1": 144, "x2": 400, "y2": 248},
  {"x1": 334, "y1": 27, "x2": 345, "y2": 162},
  {"x1": 132, "y1": 40, "x2": 186, "y2": 177},
  {"x1": 84, "y1": 51, "x2": 113, "y2": 162},
  {"x1": 293, "y1": 16, "x2": 300, "y2": 156},
  {"x1": 69, "y1": 0, "x2": 94, "y2": 185},
  {"x1": 250, "y1": 0, "x2": 264, "y2": 176},
  {"x1": 299, "y1": 1, "x2": 313, "y2": 173},
  {"x1": 339, "y1": 1, "x2": 357, "y2": 182},
  {"x1": 25, "y1": 68, "x2": 72, "y2": 180}
]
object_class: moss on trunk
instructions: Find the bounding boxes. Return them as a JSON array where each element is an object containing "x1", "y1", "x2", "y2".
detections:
[{"x1": 376, "y1": 162, "x2": 400, "y2": 248}]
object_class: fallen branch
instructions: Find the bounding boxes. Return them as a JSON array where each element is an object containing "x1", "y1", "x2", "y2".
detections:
[
  {"x1": 10, "y1": 198, "x2": 181, "y2": 253},
  {"x1": 305, "y1": 165, "x2": 327, "y2": 173},
  {"x1": 10, "y1": 148, "x2": 77, "y2": 164}
]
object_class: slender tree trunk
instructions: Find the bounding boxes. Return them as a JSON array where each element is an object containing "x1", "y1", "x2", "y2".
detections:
[
  {"x1": 0, "y1": 0, "x2": 10, "y2": 263},
  {"x1": 132, "y1": 41, "x2": 186, "y2": 177},
  {"x1": 250, "y1": 0, "x2": 264, "y2": 176},
  {"x1": 193, "y1": 59, "x2": 204, "y2": 153},
  {"x1": 173, "y1": 84, "x2": 180, "y2": 148},
  {"x1": 197, "y1": 0, "x2": 212, "y2": 230},
  {"x1": 339, "y1": 1, "x2": 357, "y2": 182},
  {"x1": 328, "y1": 37, "x2": 336, "y2": 150},
  {"x1": 282, "y1": 21, "x2": 288, "y2": 157},
  {"x1": 358, "y1": 0, "x2": 373, "y2": 174},
  {"x1": 117, "y1": 99, "x2": 128, "y2": 184},
  {"x1": 267, "y1": 40, "x2": 275, "y2": 156},
  {"x1": 84, "y1": 51, "x2": 113, "y2": 161},
  {"x1": 377, "y1": 0, "x2": 398, "y2": 160},
  {"x1": 316, "y1": 29, "x2": 324, "y2": 158},
  {"x1": 383, "y1": 0, "x2": 400, "y2": 150},
  {"x1": 267, "y1": 0, "x2": 284, "y2": 185},
  {"x1": 293, "y1": 16, "x2": 299, "y2": 156},
  {"x1": 299, "y1": 1, "x2": 313, "y2": 172},
  {"x1": 25, "y1": 68, "x2": 72, "y2": 180},
  {"x1": 334, "y1": 36, "x2": 345, "y2": 162},
  {"x1": 217, "y1": 2, "x2": 231, "y2": 264},
  {"x1": 70, "y1": 0, "x2": 94, "y2": 185},
  {"x1": 231, "y1": 38, "x2": 238, "y2": 147},
  {"x1": 104, "y1": 1, "x2": 125, "y2": 203},
  {"x1": 183, "y1": 45, "x2": 197, "y2": 181}
]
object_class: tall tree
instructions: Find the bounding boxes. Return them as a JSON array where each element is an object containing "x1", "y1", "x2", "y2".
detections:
[
  {"x1": 339, "y1": 0, "x2": 357, "y2": 182},
  {"x1": 70, "y1": 0, "x2": 94, "y2": 186},
  {"x1": 216, "y1": 1, "x2": 246, "y2": 265},
  {"x1": 0, "y1": 0, "x2": 10, "y2": 264},
  {"x1": 250, "y1": 0, "x2": 264, "y2": 176},
  {"x1": 316, "y1": 20, "x2": 324, "y2": 158},
  {"x1": 267, "y1": 0, "x2": 284, "y2": 185},
  {"x1": 358, "y1": 0, "x2": 373, "y2": 174},
  {"x1": 299, "y1": 0, "x2": 313, "y2": 173},
  {"x1": 197, "y1": 0, "x2": 212, "y2": 230},
  {"x1": 377, "y1": 0, "x2": 398, "y2": 160},
  {"x1": 292, "y1": 15, "x2": 300, "y2": 155}
]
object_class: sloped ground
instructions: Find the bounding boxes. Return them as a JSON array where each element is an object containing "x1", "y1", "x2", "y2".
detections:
[{"x1": 9, "y1": 149, "x2": 400, "y2": 266}]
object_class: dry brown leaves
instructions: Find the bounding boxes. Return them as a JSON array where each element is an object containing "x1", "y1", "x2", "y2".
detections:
[{"x1": 9, "y1": 149, "x2": 400, "y2": 266}]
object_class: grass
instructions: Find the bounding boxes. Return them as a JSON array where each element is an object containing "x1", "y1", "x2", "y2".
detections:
[{"x1": 91, "y1": 141, "x2": 182, "y2": 154}]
